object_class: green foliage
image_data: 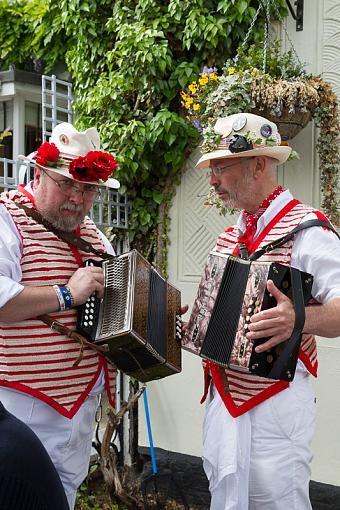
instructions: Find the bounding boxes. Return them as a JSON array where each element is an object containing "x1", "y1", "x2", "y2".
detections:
[
  {"x1": 229, "y1": 40, "x2": 307, "y2": 79},
  {"x1": 0, "y1": 0, "x2": 288, "y2": 270}
]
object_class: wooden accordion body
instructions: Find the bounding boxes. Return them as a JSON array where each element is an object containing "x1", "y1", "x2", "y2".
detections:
[
  {"x1": 77, "y1": 250, "x2": 182, "y2": 382},
  {"x1": 183, "y1": 252, "x2": 313, "y2": 381}
]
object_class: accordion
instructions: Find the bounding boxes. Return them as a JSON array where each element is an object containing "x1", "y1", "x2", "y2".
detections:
[
  {"x1": 77, "y1": 250, "x2": 182, "y2": 382},
  {"x1": 183, "y1": 252, "x2": 313, "y2": 381}
]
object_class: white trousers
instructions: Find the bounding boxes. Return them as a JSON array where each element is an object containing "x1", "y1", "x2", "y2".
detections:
[
  {"x1": 203, "y1": 369, "x2": 316, "y2": 510},
  {"x1": 0, "y1": 386, "x2": 100, "y2": 509}
]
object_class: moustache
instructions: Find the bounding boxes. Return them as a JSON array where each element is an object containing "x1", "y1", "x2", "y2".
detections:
[{"x1": 60, "y1": 203, "x2": 83, "y2": 212}]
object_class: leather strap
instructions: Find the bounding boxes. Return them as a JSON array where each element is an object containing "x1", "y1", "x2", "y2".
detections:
[
  {"x1": 249, "y1": 219, "x2": 340, "y2": 261},
  {"x1": 37, "y1": 314, "x2": 109, "y2": 366},
  {"x1": 18, "y1": 203, "x2": 114, "y2": 260},
  {"x1": 267, "y1": 267, "x2": 306, "y2": 380}
]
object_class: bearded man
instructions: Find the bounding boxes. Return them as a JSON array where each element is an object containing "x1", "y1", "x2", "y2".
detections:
[
  {"x1": 193, "y1": 113, "x2": 340, "y2": 510},
  {"x1": 0, "y1": 122, "x2": 120, "y2": 509}
]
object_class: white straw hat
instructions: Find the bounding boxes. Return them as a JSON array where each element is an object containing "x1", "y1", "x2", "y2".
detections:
[
  {"x1": 196, "y1": 112, "x2": 292, "y2": 168},
  {"x1": 19, "y1": 122, "x2": 120, "y2": 189}
]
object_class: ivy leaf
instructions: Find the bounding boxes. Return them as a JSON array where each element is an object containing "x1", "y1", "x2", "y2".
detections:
[{"x1": 152, "y1": 191, "x2": 163, "y2": 205}]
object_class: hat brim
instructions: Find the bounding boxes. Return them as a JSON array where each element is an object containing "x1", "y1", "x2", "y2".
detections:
[
  {"x1": 18, "y1": 154, "x2": 120, "y2": 189},
  {"x1": 196, "y1": 146, "x2": 292, "y2": 168}
]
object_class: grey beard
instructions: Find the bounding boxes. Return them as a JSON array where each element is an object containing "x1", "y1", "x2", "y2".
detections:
[
  {"x1": 45, "y1": 213, "x2": 85, "y2": 232},
  {"x1": 40, "y1": 205, "x2": 85, "y2": 232}
]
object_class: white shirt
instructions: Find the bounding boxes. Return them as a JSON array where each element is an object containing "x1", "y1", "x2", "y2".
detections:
[
  {"x1": 0, "y1": 183, "x2": 114, "y2": 308},
  {"x1": 237, "y1": 189, "x2": 340, "y2": 304}
]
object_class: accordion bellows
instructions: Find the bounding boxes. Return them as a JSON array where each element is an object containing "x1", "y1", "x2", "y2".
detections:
[
  {"x1": 77, "y1": 250, "x2": 182, "y2": 382},
  {"x1": 183, "y1": 252, "x2": 313, "y2": 381}
]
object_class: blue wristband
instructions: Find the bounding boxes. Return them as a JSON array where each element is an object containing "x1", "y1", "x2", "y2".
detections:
[{"x1": 58, "y1": 286, "x2": 74, "y2": 310}]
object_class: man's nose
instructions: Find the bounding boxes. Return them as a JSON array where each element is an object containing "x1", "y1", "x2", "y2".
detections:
[
  {"x1": 209, "y1": 172, "x2": 220, "y2": 186},
  {"x1": 68, "y1": 189, "x2": 85, "y2": 204}
]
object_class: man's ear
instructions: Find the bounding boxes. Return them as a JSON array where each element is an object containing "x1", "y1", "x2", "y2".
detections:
[
  {"x1": 253, "y1": 156, "x2": 266, "y2": 179},
  {"x1": 33, "y1": 167, "x2": 43, "y2": 191}
]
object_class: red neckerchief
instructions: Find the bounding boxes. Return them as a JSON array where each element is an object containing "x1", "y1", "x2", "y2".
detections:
[{"x1": 238, "y1": 186, "x2": 285, "y2": 254}]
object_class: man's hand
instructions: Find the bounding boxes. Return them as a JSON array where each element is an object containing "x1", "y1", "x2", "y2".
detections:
[
  {"x1": 180, "y1": 304, "x2": 189, "y2": 334},
  {"x1": 246, "y1": 280, "x2": 295, "y2": 353},
  {"x1": 67, "y1": 266, "x2": 105, "y2": 306}
]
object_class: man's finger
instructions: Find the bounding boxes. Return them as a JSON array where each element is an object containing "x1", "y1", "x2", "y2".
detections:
[
  {"x1": 181, "y1": 304, "x2": 189, "y2": 315},
  {"x1": 267, "y1": 279, "x2": 289, "y2": 303}
]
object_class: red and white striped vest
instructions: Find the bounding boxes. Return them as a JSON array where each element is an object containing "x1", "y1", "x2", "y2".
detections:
[
  {"x1": 0, "y1": 190, "x2": 116, "y2": 418},
  {"x1": 202, "y1": 199, "x2": 325, "y2": 417}
]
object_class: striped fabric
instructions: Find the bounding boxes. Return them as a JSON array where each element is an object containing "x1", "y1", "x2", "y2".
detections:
[
  {"x1": 206, "y1": 199, "x2": 320, "y2": 417},
  {"x1": 0, "y1": 190, "x2": 116, "y2": 418}
]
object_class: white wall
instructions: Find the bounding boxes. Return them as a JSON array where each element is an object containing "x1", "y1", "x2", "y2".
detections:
[{"x1": 139, "y1": 0, "x2": 340, "y2": 486}]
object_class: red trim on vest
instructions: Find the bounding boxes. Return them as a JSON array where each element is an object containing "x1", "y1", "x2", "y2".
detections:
[
  {"x1": 299, "y1": 352, "x2": 318, "y2": 377},
  {"x1": 17, "y1": 184, "x2": 35, "y2": 204},
  {"x1": 209, "y1": 363, "x2": 289, "y2": 417},
  {"x1": 104, "y1": 361, "x2": 116, "y2": 409},
  {"x1": 0, "y1": 356, "x2": 104, "y2": 419}
]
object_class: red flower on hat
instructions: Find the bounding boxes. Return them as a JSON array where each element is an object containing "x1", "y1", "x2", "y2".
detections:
[
  {"x1": 35, "y1": 142, "x2": 60, "y2": 167},
  {"x1": 69, "y1": 151, "x2": 118, "y2": 182}
]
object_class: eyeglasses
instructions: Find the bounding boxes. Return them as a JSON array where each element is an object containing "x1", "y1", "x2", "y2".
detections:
[
  {"x1": 207, "y1": 157, "x2": 253, "y2": 178},
  {"x1": 43, "y1": 170, "x2": 100, "y2": 199}
]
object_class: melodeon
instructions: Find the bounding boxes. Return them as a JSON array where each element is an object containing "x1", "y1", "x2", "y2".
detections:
[
  {"x1": 77, "y1": 250, "x2": 182, "y2": 382},
  {"x1": 183, "y1": 252, "x2": 313, "y2": 381}
]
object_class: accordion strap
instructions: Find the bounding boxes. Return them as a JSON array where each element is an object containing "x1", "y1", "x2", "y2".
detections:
[
  {"x1": 17, "y1": 203, "x2": 114, "y2": 260},
  {"x1": 249, "y1": 219, "x2": 340, "y2": 261},
  {"x1": 267, "y1": 267, "x2": 306, "y2": 380}
]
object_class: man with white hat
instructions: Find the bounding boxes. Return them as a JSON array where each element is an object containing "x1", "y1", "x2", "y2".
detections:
[
  {"x1": 196, "y1": 113, "x2": 340, "y2": 509},
  {"x1": 0, "y1": 122, "x2": 120, "y2": 508}
]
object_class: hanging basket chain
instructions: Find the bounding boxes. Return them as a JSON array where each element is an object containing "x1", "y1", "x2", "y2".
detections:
[
  {"x1": 270, "y1": 0, "x2": 303, "y2": 67},
  {"x1": 239, "y1": 0, "x2": 303, "y2": 72},
  {"x1": 262, "y1": 0, "x2": 271, "y2": 72},
  {"x1": 240, "y1": 3, "x2": 262, "y2": 50}
]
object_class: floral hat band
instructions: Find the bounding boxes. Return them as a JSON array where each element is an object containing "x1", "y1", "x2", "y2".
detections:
[{"x1": 18, "y1": 122, "x2": 120, "y2": 189}]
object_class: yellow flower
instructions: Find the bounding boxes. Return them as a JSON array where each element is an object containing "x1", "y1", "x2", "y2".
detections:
[
  {"x1": 228, "y1": 68, "x2": 235, "y2": 75},
  {"x1": 209, "y1": 72, "x2": 219, "y2": 81},
  {"x1": 188, "y1": 82, "x2": 198, "y2": 93},
  {"x1": 199, "y1": 76, "x2": 209, "y2": 86},
  {"x1": 180, "y1": 91, "x2": 188, "y2": 100},
  {"x1": 193, "y1": 103, "x2": 200, "y2": 111}
]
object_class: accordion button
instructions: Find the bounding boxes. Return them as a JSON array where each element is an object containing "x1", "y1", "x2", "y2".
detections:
[
  {"x1": 84, "y1": 321, "x2": 88, "y2": 326},
  {"x1": 89, "y1": 315, "x2": 94, "y2": 319},
  {"x1": 89, "y1": 321, "x2": 93, "y2": 325},
  {"x1": 244, "y1": 324, "x2": 248, "y2": 330},
  {"x1": 247, "y1": 307, "x2": 252, "y2": 313}
]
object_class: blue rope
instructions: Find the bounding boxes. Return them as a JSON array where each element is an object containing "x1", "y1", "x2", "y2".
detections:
[{"x1": 143, "y1": 389, "x2": 158, "y2": 475}]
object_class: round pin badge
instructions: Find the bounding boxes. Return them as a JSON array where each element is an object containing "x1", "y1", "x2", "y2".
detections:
[
  {"x1": 260, "y1": 124, "x2": 272, "y2": 138},
  {"x1": 232, "y1": 115, "x2": 247, "y2": 132}
]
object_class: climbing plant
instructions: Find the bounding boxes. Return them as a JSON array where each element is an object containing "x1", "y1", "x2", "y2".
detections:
[{"x1": 0, "y1": 0, "x2": 288, "y2": 274}]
